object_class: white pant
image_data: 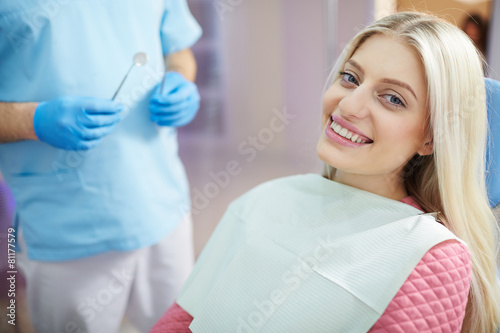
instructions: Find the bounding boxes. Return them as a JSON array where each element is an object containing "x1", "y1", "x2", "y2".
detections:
[{"x1": 18, "y1": 215, "x2": 194, "y2": 333}]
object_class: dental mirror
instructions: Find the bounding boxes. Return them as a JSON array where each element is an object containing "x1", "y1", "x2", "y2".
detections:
[
  {"x1": 133, "y1": 52, "x2": 148, "y2": 67},
  {"x1": 112, "y1": 52, "x2": 149, "y2": 100}
]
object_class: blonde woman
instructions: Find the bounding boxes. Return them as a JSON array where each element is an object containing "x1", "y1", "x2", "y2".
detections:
[{"x1": 151, "y1": 12, "x2": 500, "y2": 332}]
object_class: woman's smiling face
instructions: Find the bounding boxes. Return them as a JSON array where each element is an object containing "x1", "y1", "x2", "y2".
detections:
[{"x1": 317, "y1": 34, "x2": 432, "y2": 199}]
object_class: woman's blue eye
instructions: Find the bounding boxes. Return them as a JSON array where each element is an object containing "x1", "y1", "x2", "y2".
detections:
[
  {"x1": 384, "y1": 94, "x2": 405, "y2": 107},
  {"x1": 339, "y1": 72, "x2": 358, "y2": 85}
]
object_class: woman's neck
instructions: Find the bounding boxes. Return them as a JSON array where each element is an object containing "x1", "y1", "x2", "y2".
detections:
[{"x1": 333, "y1": 170, "x2": 408, "y2": 201}]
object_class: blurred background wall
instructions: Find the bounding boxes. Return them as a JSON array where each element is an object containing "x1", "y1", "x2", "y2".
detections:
[
  {"x1": 489, "y1": 0, "x2": 500, "y2": 79},
  {"x1": 181, "y1": 0, "x2": 330, "y2": 254}
]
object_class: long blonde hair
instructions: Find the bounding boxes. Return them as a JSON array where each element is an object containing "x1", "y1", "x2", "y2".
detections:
[{"x1": 324, "y1": 12, "x2": 500, "y2": 332}]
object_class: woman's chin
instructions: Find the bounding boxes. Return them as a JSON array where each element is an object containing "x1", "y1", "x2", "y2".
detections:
[{"x1": 316, "y1": 134, "x2": 343, "y2": 167}]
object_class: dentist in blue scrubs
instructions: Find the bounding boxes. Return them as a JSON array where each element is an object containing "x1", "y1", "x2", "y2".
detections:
[{"x1": 0, "y1": 0, "x2": 202, "y2": 332}]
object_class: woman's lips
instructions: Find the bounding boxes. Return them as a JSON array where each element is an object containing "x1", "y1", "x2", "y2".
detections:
[
  {"x1": 331, "y1": 114, "x2": 373, "y2": 142},
  {"x1": 325, "y1": 117, "x2": 373, "y2": 147}
]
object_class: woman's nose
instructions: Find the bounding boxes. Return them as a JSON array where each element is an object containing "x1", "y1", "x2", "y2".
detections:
[{"x1": 338, "y1": 84, "x2": 372, "y2": 120}]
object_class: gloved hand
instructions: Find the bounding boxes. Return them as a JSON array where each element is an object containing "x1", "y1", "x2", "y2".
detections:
[
  {"x1": 33, "y1": 96, "x2": 124, "y2": 150},
  {"x1": 149, "y1": 71, "x2": 200, "y2": 127}
]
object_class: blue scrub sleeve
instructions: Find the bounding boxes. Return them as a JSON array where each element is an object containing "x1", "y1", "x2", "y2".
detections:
[{"x1": 161, "y1": 0, "x2": 202, "y2": 54}]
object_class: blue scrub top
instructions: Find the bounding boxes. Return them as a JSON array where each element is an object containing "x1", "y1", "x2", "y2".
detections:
[{"x1": 0, "y1": 0, "x2": 202, "y2": 261}]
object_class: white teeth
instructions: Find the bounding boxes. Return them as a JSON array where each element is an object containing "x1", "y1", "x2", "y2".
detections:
[{"x1": 330, "y1": 120, "x2": 369, "y2": 143}]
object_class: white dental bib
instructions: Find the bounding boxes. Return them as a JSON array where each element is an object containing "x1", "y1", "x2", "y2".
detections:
[{"x1": 178, "y1": 174, "x2": 461, "y2": 332}]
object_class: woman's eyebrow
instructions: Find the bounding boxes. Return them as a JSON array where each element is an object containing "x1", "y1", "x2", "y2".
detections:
[
  {"x1": 381, "y1": 78, "x2": 418, "y2": 101},
  {"x1": 346, "y1": 59, "x2": 364, "y2": 75},
  {"x1": 346, "y1": 59, "x2": 418, "y2": 101}
]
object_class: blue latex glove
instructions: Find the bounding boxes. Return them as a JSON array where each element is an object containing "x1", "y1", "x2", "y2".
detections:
[
  {"x1": 34, "y1": 96, "x2": 124, "y2": 150},
  {"x1": 149, "y1": 71, "x2": 200, "y2": 127}
]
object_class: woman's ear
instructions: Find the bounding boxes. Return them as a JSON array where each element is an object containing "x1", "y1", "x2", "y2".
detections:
[
  {"x1": 417, "y1": 125, "x2": 433, "y2": 156},
  {"x1": 417, "y1": 138, "x2": 433, "y2": 156}
]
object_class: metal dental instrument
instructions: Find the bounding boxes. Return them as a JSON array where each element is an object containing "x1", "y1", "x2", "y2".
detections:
[
  {"x1": 160, "y1": 73, "x2": 166, "y2": 95},
  {"x1": 111, "y1": 52, "x2": 149, "y2": 100}
]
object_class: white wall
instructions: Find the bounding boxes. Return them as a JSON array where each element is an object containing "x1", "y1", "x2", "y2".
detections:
[
  {"x1": 337, "y1": 0, "x2": 375, "y2": 55},
  {"x1": 282, "y1": 1, "x2": 328, "y2": 173}
]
